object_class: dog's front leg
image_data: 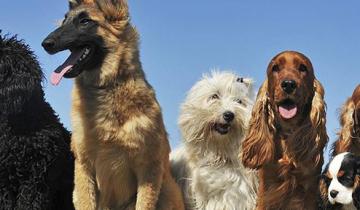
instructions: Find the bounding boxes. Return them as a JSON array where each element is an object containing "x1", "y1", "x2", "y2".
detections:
[
  {"x1": 73, "y1": 160, "x2": 97, "y2": 210},
  {"x1": 133, "y1": 159, "x2": 163, "y2": 210}
]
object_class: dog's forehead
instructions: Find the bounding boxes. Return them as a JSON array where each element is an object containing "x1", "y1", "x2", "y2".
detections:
[
  {"x1": 201, "y1": 72, "x2": 252, "y2": 97},
  {"x1": 329, "y1": 153, "x2": 348, "y2": 177},
  {"x1": 66, "y1": 5, "x2": 100, "y2": 21},
  {"x1": 273, "y1": 52, "x2": 312, "y2": 66}
]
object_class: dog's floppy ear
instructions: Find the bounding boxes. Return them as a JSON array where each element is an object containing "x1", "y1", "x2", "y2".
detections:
[
  {"x1": 319, "y1": 174, "x2": 329, "y2": 206},
  {"x1": 333, "y1": 98, "x2": 355, "y2": 155},
  {"x1": 354, "y1": 155, "x2": 360, "y2": 176},
  {"x1": 353, "y1": 187, "x2": 360, "y2": 210},
  {"x1": 310, "y1": 79, "x2": 328, "y2": 152},
  {"x1": 334, "y1": 85, "x2": 360, "y2": 155},
  {"x1": 69, "y1": 0, "x2": 94, "y2": 9},
  {"x1": 95, "y1": 0, "x2": 129, "y2": 22},
  {"x1": 241, "y1": 79, "x2": 275, "y2": 169},
  {"x1": 353, "y1": 85, "x2": 360, "y2": 129},
  {"x1": 353, "y1": 156, "x2": 360, "y2": 209}
]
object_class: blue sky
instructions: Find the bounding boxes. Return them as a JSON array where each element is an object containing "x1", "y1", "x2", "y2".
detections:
[{"x1": 1, "y1": 0, "x2": 359, "y2": 162}]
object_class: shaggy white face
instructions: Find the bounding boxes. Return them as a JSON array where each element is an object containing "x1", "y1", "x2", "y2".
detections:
[
  {"x1": 179, "y1": 71, "x2": 255, "y2": 146},
  {"x1": 327, "y1": 152, "x2": 356, "y2": 205}
]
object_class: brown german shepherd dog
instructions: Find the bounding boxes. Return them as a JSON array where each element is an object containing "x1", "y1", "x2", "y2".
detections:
[{"x1": 42, "y1": 0, "x2": 185, "y2": 209}]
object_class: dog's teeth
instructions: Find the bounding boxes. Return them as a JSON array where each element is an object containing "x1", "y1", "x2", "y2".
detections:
[{"x1": 78, "y1": 48, "x2": 90, "y2": 62}]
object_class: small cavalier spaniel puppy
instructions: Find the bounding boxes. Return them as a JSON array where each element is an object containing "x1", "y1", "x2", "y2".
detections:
[
  {"x1": 333, "y1": 85, "x2": 360, "y2": 156},
  {"x1": 242, "y1": 51, "x2": 328, "y2": 210},
  {"x1": 319, "y1": 152, "x2": 360, "y2": 210},
  {"x1": 171, "y1": 71, "x2": 258, "y2": 210}
]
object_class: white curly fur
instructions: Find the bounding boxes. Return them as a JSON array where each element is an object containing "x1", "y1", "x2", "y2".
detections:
[{"x1": 171, "y1": 71, "x2": 258, "y2": 210}]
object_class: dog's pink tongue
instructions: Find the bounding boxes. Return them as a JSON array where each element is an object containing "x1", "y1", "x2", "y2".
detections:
[
  {"x1": 50, "y1": 49, "x2": 84, "y2": 86},
  {"x1": 279, "y1": 106, "x2": 298, "y2": 119}
]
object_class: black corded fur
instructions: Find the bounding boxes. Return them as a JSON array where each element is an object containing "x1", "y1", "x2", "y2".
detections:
[{"x1": 0, "y1": 32, "x2": 74, "y2": 210}]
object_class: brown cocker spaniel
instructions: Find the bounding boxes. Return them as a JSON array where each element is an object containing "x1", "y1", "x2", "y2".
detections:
[
  {"x1": 333, "y1": 85, "x2": 360, "y2": 155},
  {"x1": 241, "y1": 51, "x2": 328, "y2": 210}
]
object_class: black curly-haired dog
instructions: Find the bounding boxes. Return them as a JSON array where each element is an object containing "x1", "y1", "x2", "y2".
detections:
[{"x1": 0, "y1": 32, "x2": 74, "y2": 210}]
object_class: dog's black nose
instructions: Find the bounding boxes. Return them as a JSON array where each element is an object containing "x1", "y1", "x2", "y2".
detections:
[
  {"x1": 223, "y1": 111, "x2": 234, "y2": 122},
  {"x1": 41, "y1": 39, "x2": 56, "y2": 52},
  {"x1": 330, "y1": 190, "x2": 339, "y2": 198},
  {"x1": 281, "y1": 80, "x2": 297, "y2": 94}
]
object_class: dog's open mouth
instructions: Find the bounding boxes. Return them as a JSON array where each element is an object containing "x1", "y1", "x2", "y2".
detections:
[
  {"x1": 51, "y1": 46, "x2": 94, "y2": 85},
  {"x1": 214, "y1": 123, "x2": 231, "y2": 135},
  {"x1": 278, "y1": 99, "x2": 298, "y2": 119}
]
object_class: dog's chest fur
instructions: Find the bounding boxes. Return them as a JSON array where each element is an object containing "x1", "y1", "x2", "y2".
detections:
[
  {"x1": 189, "y1": 156, "x2": 257, "y2": 210},
  {"x1": 71, "y1": 77, "x2": 166, "y2": 207}
]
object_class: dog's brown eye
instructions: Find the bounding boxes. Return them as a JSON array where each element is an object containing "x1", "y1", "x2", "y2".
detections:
[
  {"x1": 272, "y1": 65, "x2": 280, "y2": 72},
  {"x1": 299, "y1": 64, "x2": 308, "y2": 72},
  {"x1": 337, "y1": 170, "x2": 345, "y2": 178},
  {"x1": 210, "y1": 94, "x2": 219, "y2": 100},
  {"x1": 236, "y1": 99, "x2": 242, "y2": 104}
]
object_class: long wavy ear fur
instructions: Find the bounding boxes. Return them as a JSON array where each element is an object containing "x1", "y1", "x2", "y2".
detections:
[
  {"x1": 241, "y1": 79, "x2": 275, "y2": 169},
  {"x1": 318, "y1": 165, "x2": 331, "y2": 209},
  {"x1": 333, "y1": 98, "x2": 355, "y2": 155},
  {"x1": 311, "y1": 79, "x2": 328, "y2": 151},
  {"x1": 287, "y1": 79, "x2": 328, "y2": 164}
]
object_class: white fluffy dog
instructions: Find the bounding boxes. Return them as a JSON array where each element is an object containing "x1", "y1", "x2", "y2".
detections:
[{"x1": 171, "y1": 71, "x2": 258, "y2": 210}]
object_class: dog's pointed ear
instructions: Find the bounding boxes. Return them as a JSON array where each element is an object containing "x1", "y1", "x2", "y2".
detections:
[
  {"x1": 241, "y1": 79, "x2": 275, "y2": 169},
  {"x1": 95, "y1": 0, "x2": 129, "y2": 23},
  {"x1": 69, "y1": 0, "x2": 94, "y2": 9},
  {"x1": 310, "y1": 79, "x2": 328, "y2": 150},
  {"x1": 69, "y1": 0, "x2": 80, "y2": 9}
]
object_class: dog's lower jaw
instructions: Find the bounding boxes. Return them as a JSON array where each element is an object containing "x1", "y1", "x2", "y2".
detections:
[{"x1": 213, "y1": 123, "x2": 231, "y2": 135}]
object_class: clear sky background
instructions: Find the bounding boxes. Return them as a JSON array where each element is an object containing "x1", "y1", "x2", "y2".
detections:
[{"x1": 1, "y1": 0, "x2": 359, "y2": 163}]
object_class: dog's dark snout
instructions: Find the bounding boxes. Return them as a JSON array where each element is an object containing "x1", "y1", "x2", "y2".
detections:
[
  {"x1": 223, "y1": 111, "x2": 234, "y2": 122},
  {"x1": 281, "y1": 80, "x2": 297, "y2": 94},
  {"x1": 41, "y1": 38, "x2": 56, "y2": 52},
  {"x1": 329, "y1": 190, "x2": 339, "y2": 198}
]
